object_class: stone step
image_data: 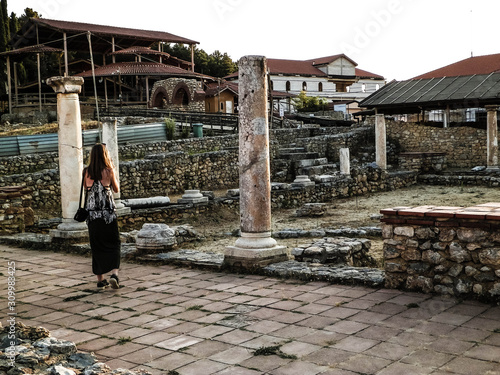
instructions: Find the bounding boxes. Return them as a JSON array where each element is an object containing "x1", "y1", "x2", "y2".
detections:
[
  {"x1": 295, "y1": 158, "x2": 329, "y2": 168},
  {"x1": 279, "y1": 147, "x2": 306, "y2": 154},
  {"x1": 279, "y1": 152, "x2": 320, "y2": 161},
  {"x1": 298, "y1": 163, "x2": 338, "y2": 176}
]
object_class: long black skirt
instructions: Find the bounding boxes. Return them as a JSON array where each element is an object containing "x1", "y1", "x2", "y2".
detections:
[{"x1": 88, "y1": 218, "x2": 121, "y2": 275}]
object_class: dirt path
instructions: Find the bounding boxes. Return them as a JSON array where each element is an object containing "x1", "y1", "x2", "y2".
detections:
[{"x1": 181, "y1": 184, "x2": 500, "y2": 265}]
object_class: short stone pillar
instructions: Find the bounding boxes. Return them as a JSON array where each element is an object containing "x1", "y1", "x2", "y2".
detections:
[
  {"x1": 224, "y1": 56, "x2": 288, "y2": 270},
  {"x1": 46, "y1": 76, "x2": 88, "y2": 240},
  {"x1": 340, "y1": 148, "x2": 350, "y2": 175},
  {"x1": 291, "y1": 175, "x2": 315, "y2": 187},
  {"x1": 136, "y1": 223, "x2": 176, "y2": 253},
  {"x1": 177, "y1": 190, "x2": 209, "y2": 205},
  {"x1": 375, "y1": 114, "x2": 387, "y2": 170},
  {"x1": 486, "y1": 105, "x2": 499, "y2": 170},
  {"x1": 102, "y1": 117, "x2": 130, "y2": 215}
]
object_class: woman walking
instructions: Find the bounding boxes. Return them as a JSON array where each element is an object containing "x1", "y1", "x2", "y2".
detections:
[{"x1": 84, "y1": 143, "x2": 121, "y2": 289}]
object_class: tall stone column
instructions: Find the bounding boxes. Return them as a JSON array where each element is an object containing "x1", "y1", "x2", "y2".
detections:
[
  {"x1": 102, "y1": 117, "x2": 130, "y2": 215},
  {"x1": 375, "y1": 114, "x2": 387, "y2": 170},
  {"x1": 47, "y1": 76, "x2": 88, "y2": 240},
  {"x1": 486, "y1": 105, "x2": 499, "y2": 170},
  {"x1": 224, "y1": 56, "x2": 288, "y2": 270}
]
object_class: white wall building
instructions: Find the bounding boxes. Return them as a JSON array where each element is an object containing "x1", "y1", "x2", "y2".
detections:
[{"x1": 226, "y1": 54, "x2": 386, "y2": 117}]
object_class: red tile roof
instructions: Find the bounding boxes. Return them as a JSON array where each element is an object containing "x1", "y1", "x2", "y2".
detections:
[
  {"x1": 75, "y1": 62, "x2": 202, "y2": 78},
  {"x1": 267, "y1": 59, "x2": 327, "y2": 76},
  {"x1": 305, "y1": 54, "x2": 357, "y2": 67},
  {"x1": 224, "y1": 56, "x2": 383, "y2": 80},
  {"x1": 412, "y1": 53, "x2": 500, "y2": 79},
  {"x1": 109, "y1": 46, "x2": 171, "y2": 57},
  {"x1": 32, "y1": 18, "x2": 199, "y2": 45},
  {"x1": 355, "y1": 68, "x2": 384, "y2": 80},
  {"x1": 0, "y1": 44, "x2": 62, "y2": 55}
]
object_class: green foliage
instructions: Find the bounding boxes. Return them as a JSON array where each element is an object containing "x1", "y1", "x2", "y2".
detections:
[
  {"x1": 292, "y1": 91, "x2": 328, "y2": 113},
  {"x1": 162, "y1": 43, "x2": 237, "y2": 77},
  {"x1": 165, "y1": 118, "x2": 176, "y2": 140}
]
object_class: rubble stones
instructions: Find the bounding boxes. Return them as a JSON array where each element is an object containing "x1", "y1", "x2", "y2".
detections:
[
  {"x1": 382, "y1": 211, "x2": 500, "y2": 302},
  {"x1": 0, "y1": 323, "x2": 151, "y2": 375},
  {"x1": 295, "y1": 203, "x2": 327, "y2": 217},
  {"x1": 291, "y1": 237, "x2": 376, "y2": 267}
]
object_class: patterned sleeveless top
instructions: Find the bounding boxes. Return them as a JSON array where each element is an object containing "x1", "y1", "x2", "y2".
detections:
[{"x1": 86, "y1": 180, "x2": 117, "y2": 224}]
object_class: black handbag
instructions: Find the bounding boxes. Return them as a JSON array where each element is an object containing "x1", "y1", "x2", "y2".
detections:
[{"x1": 74, "y1": 175, "x2": 89, "y2": 222}]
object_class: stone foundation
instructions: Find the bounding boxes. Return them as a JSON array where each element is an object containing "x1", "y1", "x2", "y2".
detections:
[
  {"x1": 0, "y1": 186, "x2": 34, "y2": 235},
  {"x1": 381, "y1": 203, "x2": 500, "y2": 302}
]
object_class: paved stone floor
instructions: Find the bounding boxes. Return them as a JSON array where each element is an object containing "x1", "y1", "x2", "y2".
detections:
[{"x1": 1, "y1": 244, "x2": 499, "y2": 375}]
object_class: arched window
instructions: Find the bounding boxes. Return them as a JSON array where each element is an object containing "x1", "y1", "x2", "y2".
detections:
[
  {"x1": 375, "y1": 84, "x2": 380, "y2": 91},
  {"x1": 302, "y1": 81, "x2": 307, "y2": 91},
  {"x1": 286, "y1": 81, "x2": 291, "y2": 91},
  {"x1": 173, "y1": 87, "x2": 189, "y2": 105},
  {"x1": 362, "y1": 83, "x2": 366, "y2": 93},
  {"x1": 318, "y1": 82, "x2": 323, "y2": 92}
]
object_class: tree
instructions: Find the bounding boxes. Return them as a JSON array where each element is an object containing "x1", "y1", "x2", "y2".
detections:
[{"x1": 293, "y1": 91, "x2": 328, "y2": 113}]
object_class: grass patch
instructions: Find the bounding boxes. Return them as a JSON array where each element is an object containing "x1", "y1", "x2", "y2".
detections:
[
  {"x1": 117, "y1": 336, "x2": 132, "y2": 345},
  {"x1": 167, "y1": 371, "x2": 180, "y2": 375},
  {"x1": 135, "y1": 287, "x2": 147, "y2": 292},
  {"x1": 253, "y1": 345, "x2": 297, "y2": 360},
  {"x1": 406, "y1": 303, "x2": 419, "y2": 308},
  {"x1": 186, "y1": 305, "x2": 207, "y2": 312}
]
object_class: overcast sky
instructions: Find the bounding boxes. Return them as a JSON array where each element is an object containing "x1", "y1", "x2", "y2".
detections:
[{"x1": 10, "y1": 0, "x2": 500, "y2": 81}]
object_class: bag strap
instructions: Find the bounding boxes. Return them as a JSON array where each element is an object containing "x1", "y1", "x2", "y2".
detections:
[{"x1": 78, "y1": 170, "x2": 87, "y2": 209}]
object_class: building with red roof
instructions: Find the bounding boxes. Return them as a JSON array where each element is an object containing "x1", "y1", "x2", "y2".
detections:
[{"x1": 226, "y1": 54, "x2": 385, "y2": 117}]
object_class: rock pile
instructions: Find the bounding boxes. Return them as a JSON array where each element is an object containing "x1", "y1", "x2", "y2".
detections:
[
  {"x1": 291, "y1": 237, "x2": 376, "y2": 267},
  {"x1": 0, "y1": 322, "x2": 151, "y2": 375}
]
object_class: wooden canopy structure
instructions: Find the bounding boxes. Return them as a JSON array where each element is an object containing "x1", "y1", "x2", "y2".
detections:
[{"x1": 5, "y1": 18, "x2": 200, "y2": 114}]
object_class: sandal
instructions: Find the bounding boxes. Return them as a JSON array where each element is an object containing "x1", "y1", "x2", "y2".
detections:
[{"x1": 109, "y1": 274, "x2": 120, "y2": 289}]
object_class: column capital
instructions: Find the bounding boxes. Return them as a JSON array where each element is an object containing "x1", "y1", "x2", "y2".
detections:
[
  {"x1": 46, "y1": 76, "x2": 84, "y2": 94},
  {"x1": 485, "y1": 104, "x2": 499, "y2": 111}
]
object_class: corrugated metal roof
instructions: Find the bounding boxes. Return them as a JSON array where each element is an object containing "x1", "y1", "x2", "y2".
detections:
[
  {"x1": 360, "y1": 72, "x2": 500, "y2": 111},
  {"x1": 75, "y1": 62, "x2": 202, "y2": 78}
]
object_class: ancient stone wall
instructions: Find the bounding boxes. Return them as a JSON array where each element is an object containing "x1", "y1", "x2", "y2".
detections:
[
  {"x1": 381, "y1": 204, "x2": 500, "y2": 302},
  {"x1": 386, "y1": 121, "x2": 486, "y2": 168},
  {"x1": 0, "y1": 186, "x2": 34, "y2": 234}
]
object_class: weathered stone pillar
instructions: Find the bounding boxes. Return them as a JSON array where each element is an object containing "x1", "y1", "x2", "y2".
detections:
[
  {"x1": 486, "y1": 105, "x2": 499, "y2": 170},
  {"x1": 340, "y1": 148, "x2": 350, "y2": 174},
  {"x1": 46, "y1": 76, "x2": 88, "y2": 240},
  {"x1": 224, "y1": 56, "x2": 288, "y2": 270},
  {"x1": 375, "y1": 114, "x2": 387, "y2": 170},
  {"x1": 102, "y1": 117, "x2": 130, "y2": 215}
]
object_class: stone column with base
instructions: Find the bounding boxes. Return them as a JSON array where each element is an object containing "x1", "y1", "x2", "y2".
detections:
[
  {"x1": 224, "y1": 56, "x2": 288, "y2": 270},
  {"x1": 375, "y1": 113, "x2": 387, "y2": 170},
  {"x1": 101, "y1": 117, "x2": 130, "y2": 215},
  {"x1": 46, "y1": 76, "x2": 88, "y2": 241},
  {"x1": 486, "y1": 105, "x2": 499, "y2": 170}
]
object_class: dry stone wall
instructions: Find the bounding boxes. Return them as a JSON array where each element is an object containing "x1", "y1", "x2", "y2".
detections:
[
  {"x1": 381, "y1": 204, "x2": 500, "y2": 302},
  {"x1": 386, "y1": 121, "x2": 486, "y2": 168}
]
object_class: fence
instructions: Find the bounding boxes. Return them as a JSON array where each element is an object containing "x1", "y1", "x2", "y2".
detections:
[{"x1": 0, "y1": 123, "x2": 168, "y2": 157}]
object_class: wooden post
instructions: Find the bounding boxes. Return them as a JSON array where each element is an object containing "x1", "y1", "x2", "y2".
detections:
[{"x1": 6, "y1": 56, "x2": 11, "y2": 114}]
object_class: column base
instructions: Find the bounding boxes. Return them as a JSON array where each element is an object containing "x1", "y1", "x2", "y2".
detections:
[
  {"x1": 224, "y1": 232, "x2": 290, "y2": 271},
  {"x1": 224, "y1": 245, "x2": 290, "y2": 271},
  {"x1": 50, "y1": 220, "x2": 88, "y2": 243}
]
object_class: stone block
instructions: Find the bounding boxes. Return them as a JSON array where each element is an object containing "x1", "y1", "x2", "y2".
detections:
[{"x1": 136, "y1": 223, "x2": 176, "y2": 253}]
